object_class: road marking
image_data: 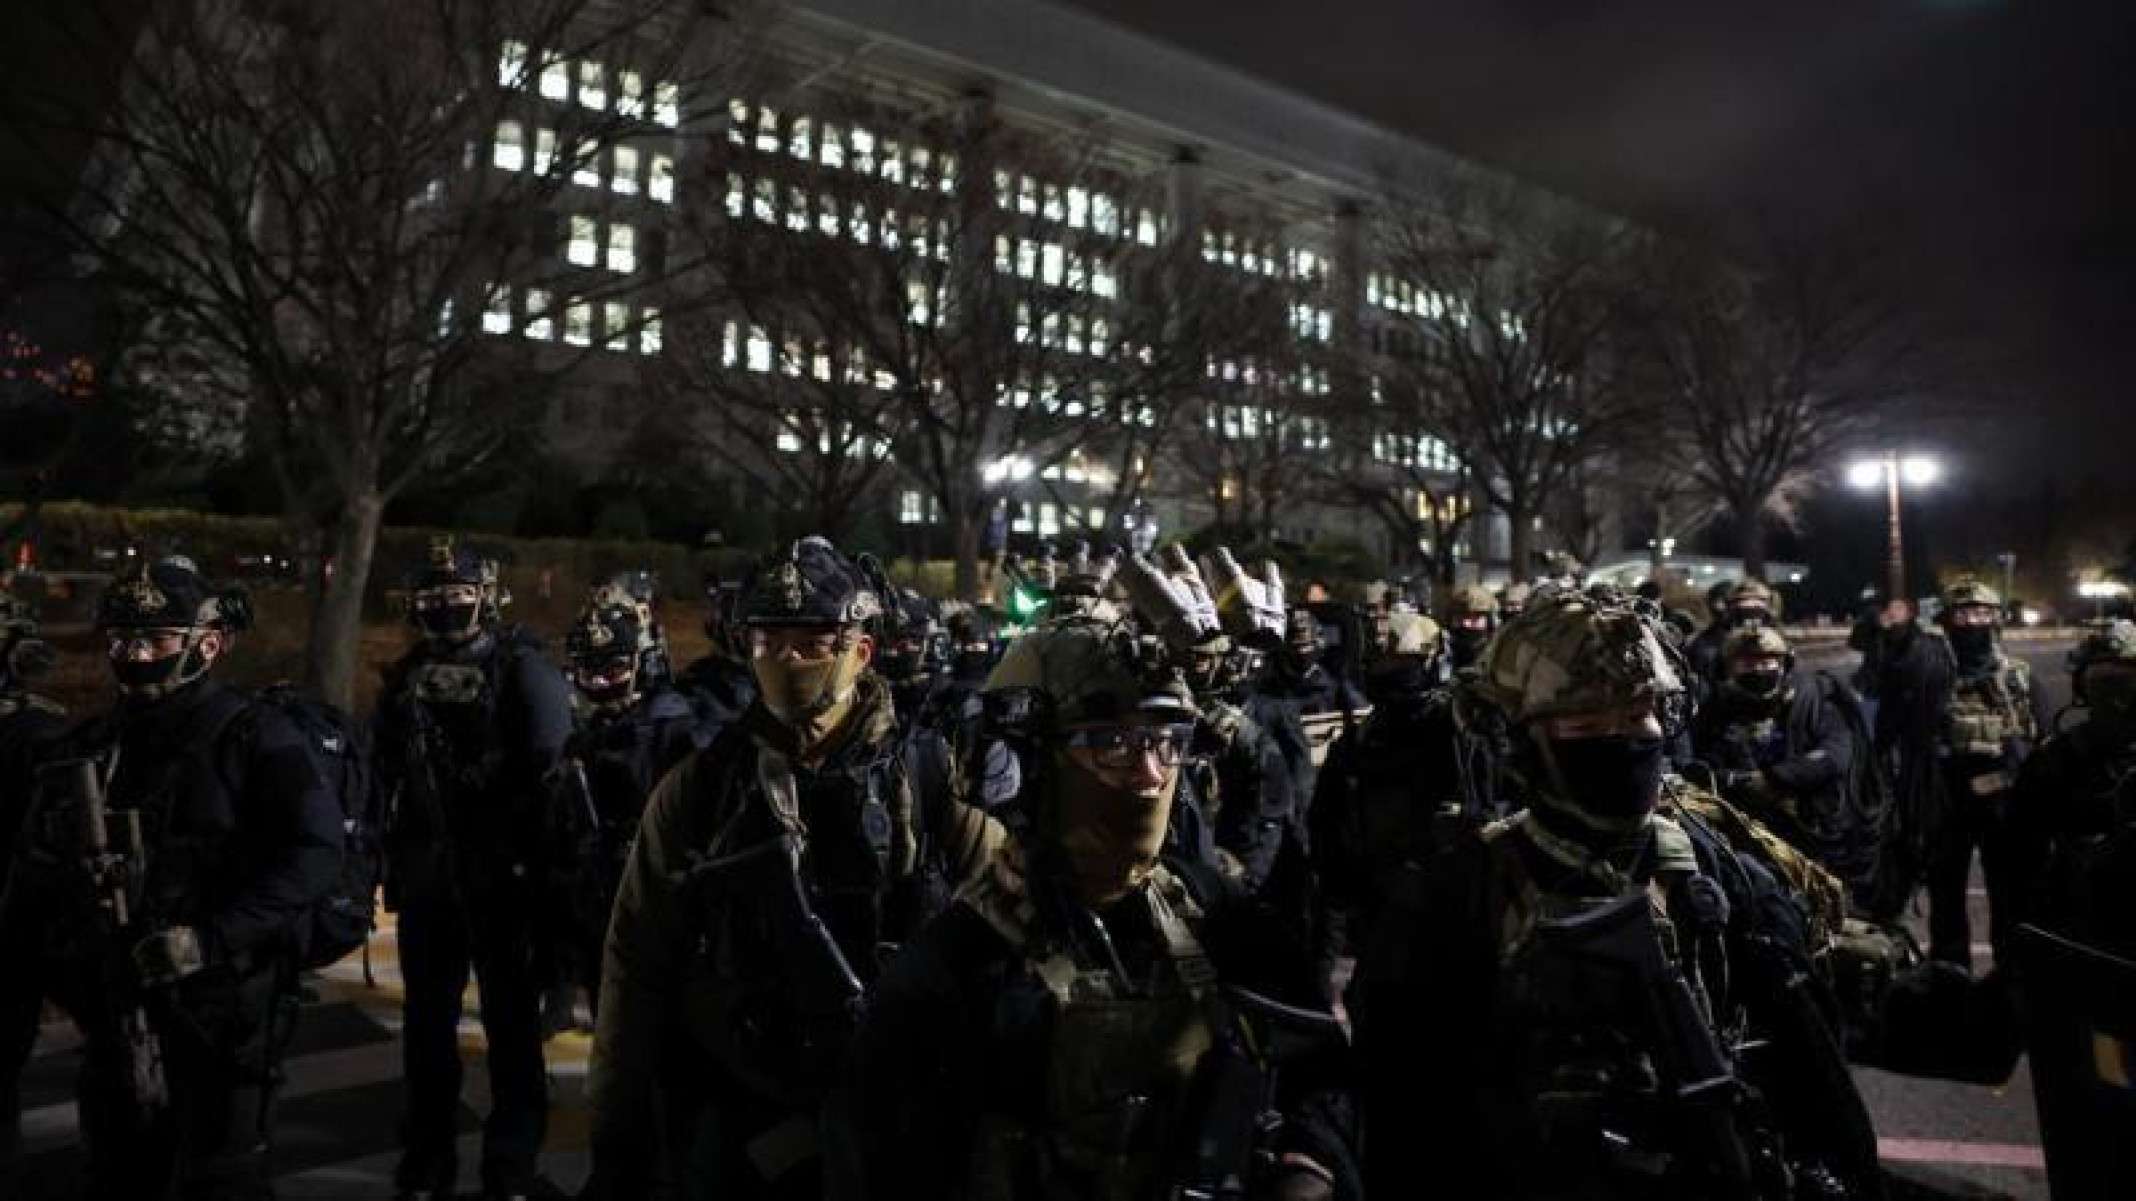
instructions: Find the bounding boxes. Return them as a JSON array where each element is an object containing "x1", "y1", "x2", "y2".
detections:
[{"x1": 1878, "y1": 1137, "x2": 2046, "y2": 1170}]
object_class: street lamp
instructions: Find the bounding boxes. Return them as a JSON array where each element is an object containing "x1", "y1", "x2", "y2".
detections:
[
  {"x1": 2078, "y1": 580, "x2": 2129, "y2": 622},
  {"x1": 1848, "y1": 452, "x2": 1940, "y2": 607}
]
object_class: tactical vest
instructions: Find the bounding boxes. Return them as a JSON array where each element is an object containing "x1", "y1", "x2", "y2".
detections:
[
  {"x1": 1945, "y1": 656, "x2": 2036, "y2": 761},
  {"x1": 958, "y1": 851, "x2": 1220, "y2": 1201},
  {"x1": 0, "y1": 692, "x2": 63, "y2": 722}
]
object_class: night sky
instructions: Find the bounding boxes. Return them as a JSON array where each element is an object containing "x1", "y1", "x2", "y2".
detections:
[{"x1": 1063, "y1": 0, "x2": 2136, "y2": 587}]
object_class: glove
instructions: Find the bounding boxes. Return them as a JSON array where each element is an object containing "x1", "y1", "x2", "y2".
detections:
[
  {"x1": 1204, "y1": 546, "x2": 1286, "y2": 638},
  {"x1": 132, "y1": 925, "x2": 207, "y2": 987},
  {"x1": 1120, "y1": 550, "x2": 1221, "y2": 652}
]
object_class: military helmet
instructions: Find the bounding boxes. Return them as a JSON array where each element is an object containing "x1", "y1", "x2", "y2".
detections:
[
  {"x1": 1722, "y1": 625, "x2": 1792, "y2": 664},
  {"x1": 566, "y1": 577, "x2": 671, "y2": 706},
  {"x1": 1468, "y1": 593, "x2": 1686, "y2": 727},
  {"x1": 1728, "y1": 579, "x2": 1775, "y2": 607},
  {"x1": 1498, "y1": 581, "x2": 1533, "y2": 613},
  {"x1": 1449, "y1": 584, "x2": 1500, "y2": 619},
  {"x1": 98, "y1": 556, "x2": 251, "y2": 631},
  {"x1": 1383, "y1": 611, "x2": 1443, "y2": 657},
  {"x1": 741, "y1": 538, "x2": 882, "y2": 628},
  {"x1": 984, "y1": 619, "x2": 1195, "y2": 727},
  {"x1": 1942, "y1": 577, "x2": 2002, "y2": 612},
  {"x1": 2069, "y1": 619, "x2": 2136, "y2": 701}
]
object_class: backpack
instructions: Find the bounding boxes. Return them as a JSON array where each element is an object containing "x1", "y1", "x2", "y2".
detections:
[{"x1": 212, "y1": 684, "x2": 381, "y2": 971}]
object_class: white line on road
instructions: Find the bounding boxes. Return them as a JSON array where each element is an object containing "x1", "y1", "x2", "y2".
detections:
[{"x1": 1879, "y1": 1137, "x2": 2046, "y2": 1170}]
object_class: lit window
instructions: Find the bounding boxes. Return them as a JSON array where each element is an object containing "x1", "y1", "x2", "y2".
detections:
[
  {"x1": 482, "y1": 284, "x2": 513, "y2": 334},
  {"x1": 567, "y1": 216, "x2": 598, "y2": 266},
  {"x1": 817, "y1": 191, "x2": 839, "y2": 236},
  {"x1": 607, "y1": 224, "x2": 635, "y2": 273},
  {"x1": 938, "y1": 153, "x2": 957, "y2": 193},
  {"x1": 851, "y1": 126, "x2": 875, "y2": 173},
  {"x1": 1067, "y1": 186, "x2": 1089, "y2": 229},
  {"x1": 849, "y1": 201, "x2": 871, "y2": 244},
  {"x1": 1013, "y1": 502, "x2": 1034, "y2": 534},
  {"x1": 564, "y1": 300, "x2": 592, "y2": 346},
  {"x1": 881, "y1": 140, "x2": 903, "y2": 184},
  {"x1": 1042, "y1": 184, "x2": 1064, "y2": 222},
  {"x1": 994, "y1": 235, "x2": 1013, "y2": 273},
  {"x1": 789, "y1": 116, "x2": 812, "y2": 160},
  {"x1": 572, "y1": 141, "x2": 601, "y2": 188},
  {"x1": 993, "y1": 168, "x2": 1012, "y2": 209},
  {"x1": 498, "y1": 40, "x2": 528, "y2": 88},
  {"x1": 725, "y1": 172, "x2": 744, "y2": 218},
  {"x1": 786, "y1": 186, "x2": 809, "y2": 233},
  {"x1": 524, "y1": 289, "x2": 552, "y2": 339},
  {"x1": 1136, "y1": 209, "x2": 1158, "y2": 246},
  {"x1": 539, "y1": 56, "x2": 569, "y2": 100},
  {"x1": 1090, "y1": 317, "x2": 1109, "y2": 356},
  {"x1": 605, "y1": 301, "x2": 631, "y2": 349},
  {"x1": 776, "y1": 426, "x2": 802, "y2": 453},
  {"x1": 618, "y1": 70, "x2": 644, "y2": 118},
  {"x1": 1017, "y1": 176, "x2": 1038, "y2": 215},
  {"x1": 436, "y1": 298, "x2": 455, "y2": 338},
  {"x1": 1066, "y1": 314, "x2": 1084, "y2": 354},
  {"x1": 612, "y1": 146, "x2": 639, "y2": 195},
  {"x1": 905, "y1": 279, "x2": 932, "y2": 326},
  {"x1": 649, "y1": 154, "x2": 674, "y2": 204},
  {"x1": 1093, "y1": 193, "x2": 1118, "y2": 236},
  {"x1": 1094, "y1": 264, "x2": 1117, "y2": 299},
  {"x1": 1041, "y1": 243, "x2": 1063, "y2": 286},
  {"x1": 1038, "y1": 502, "x2": 1060, "y2": 538},
  {"x1": 728, "y1": 98, "x2": 748, "y2": 145},
  {"x1": 491, "y1": 120, "x2": 525, "y2": 171},
  {"x1": 1089, "y1": 506, "x2": 1107, "y2": 529},
  {"x1": 721, "y1": 321, "x2": 738, "y2": 367},
  {"x1": 746, "y1": 325, "x2": 772, "y2": 372},
  {"x1": 811, "y1": 343, "x2": 831, "y2": 381},
  {"x1": 818, "y1": 123, "x2": 844, "y2": 168},
  {"x1": 754, "y1": 105, "x2": 780, "y2": 153},
  {"x1": 533, "y1": 128, "x2": 557, "y2": 174},
  {"x1": 578, "y1": 61, "x2": 606, "y2": 110},
  {"x1": 899, "y1": 491, "x2": 924, "y2": 525},
  {"x1": 752, "y1": 179, "x2": 776, "y2": 223},
  {"x1": 1017, "y1": 239, "x2": 1037, "y2": 279},
  {"x1": 653, "y1": 81, "x2": 680, "y2": 127}
]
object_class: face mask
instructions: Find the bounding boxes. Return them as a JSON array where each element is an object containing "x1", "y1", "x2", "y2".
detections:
[
  {"x1": 419, "y1": 603, "x2": 481, "y2": 641},
  {"x1": 1733, "y1": 670, "x2": 1785, "y2": 701},
  {"x1": 877, "y1": 650, "x2": 922, "y2": 682},
  {"x1": 1366, "y1": 660, "x2": 1435, "y2": 707},
  {"x1": 1449, "y1": 629, "x2": 1489, "y2": 667},
  {"x1": 110, "y1": 645, "x2": 208, "y2": 698},
  {"x1": 1729, "y1": 608, "x2": 1770, "y2": 630},
  {"x1": 1544, "y1": 734, "x2": 1668, "y2": 829},
  {"x1": 575, "y1": 657, "x2": 639, "y2": 709},
  {"x1": 753, "y1": 644, "x2": 865, "y2": 743},
  {"x1": 1950, "y1": 627, "x2": 1995, "y2": 661},
  {"x1": 952, "y1": 649, "x2": 993, "y2": 681},
  {"x1": 1053, "y1": 750, "x2": 1176, "y2": 906}
]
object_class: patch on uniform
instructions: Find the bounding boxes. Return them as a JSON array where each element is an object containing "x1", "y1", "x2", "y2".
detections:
[
  {"x1": 774, "y1": 561, "x2": 809, "y2": 613},
  {"x1": 409, "y1": 662, "x2": 487, "y2": 704},
  {"x1": 113, "y1": 573, "x2": 167, "y2": 614}
]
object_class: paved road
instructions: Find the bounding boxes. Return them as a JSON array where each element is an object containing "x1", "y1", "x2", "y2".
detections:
[{"x1": 14, "y1": 638, "x2": 2084, "y2": 1198}]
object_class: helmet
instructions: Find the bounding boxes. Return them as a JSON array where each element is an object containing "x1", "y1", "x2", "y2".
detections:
[
  {"x1": 1942, "y1": 577, "x2": 2003, "y2": 615},
  {"x1": 1729, "y1": 579, "x2": 1775, "y2": 607},
  {"x1": 2069, "y1": 619, "x2": 2136, "y2": 702},
  {"x1": 984, "y1": 619, "x2": 1195, "y2": 728},
  {"x1": 1468, "y1": 593, "x2": 1686, "y2": 728},
  {"x1": 1722, "y1": 625, "x2": 1793, "y2": 665},
  {"x1": 566, "y1": 576, "x2": 671, "y2": 711},
  {"x1": 1498, "y1": 582, "x2": 1533, "y2": 615},
  {"x1": 1383, "y1": 611, "x2": 1444, "y2": 658},
  {"x1": 406, "y1": 536, "x2": 507, "y2": 639},
  {"x1": 740, "y1": 538, "x2": 882, "y2": 628},
  {"x1": 1, "y1": 594, "x2": 55, "y2": 688},
  {"x1": 99, "y1": 555, "x2": 251, "y2": 631},
  {"x1": 1449, "y1": 585, "x2": 1500, "y2": 620}
]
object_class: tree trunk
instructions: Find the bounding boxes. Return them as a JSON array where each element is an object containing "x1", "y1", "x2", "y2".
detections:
[
  {"x1": 305, "y1": 488, "x2": 385, "y2": 712},
  {"x1": 952, "y1": 508, "x2": 982, "y2": 601},
  {"x1": 1736, "y1": 500, "x2": 1770, "y2": 582},
  {"x1": 1506, "y1": 498, "x2": 1535, "y2": 582}
]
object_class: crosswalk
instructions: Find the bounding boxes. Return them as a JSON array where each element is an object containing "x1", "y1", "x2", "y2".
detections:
[{"x1": 16, "y1": 915, "x2": 595, "y2": 1199}]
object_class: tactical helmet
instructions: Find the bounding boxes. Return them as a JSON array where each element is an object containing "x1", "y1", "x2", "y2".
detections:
[
  {"x1": 984, "y1": 619, "x2": 1195, "y2": 728},
  {"x1": 565, "y1": 576, "x2": 671, "y2": 711},
  {"x1": 740, "y1": 538, "x2": 882, "y2": 628},
  {"x1": 2068, "y1": 619, "x2": 2136, "y2": 704},
  {"x1": 1449, "y1": 584, "x2": 1500, "y2": 620},
  {"x1": 878, "y1": 586, "x2": 946, "y2": 680},
  {"x1": 1467, "y1": 593, "x2": 1687, "y2": 728},
  {"x1": 98, "y1": 557, "x2": 251, "y2": 699},
  {"x1": 1729, "y1": 579, "x2": 1775, "y2": 607},
  {"x1": 406, "y1": 536, "x2": 507, "y2": 640},
  {"x1": 1722, "y1": 624, "x2": 1793, "y2": 665},
  {"x1": 1, "y1": 594, "x2": 55, "y2": 687},
  {"x1": 1498, "y1": 581, "x2": 1533, "y2": 616},
  {"x1": 1383, "y1": 611, "x2": 1444, "y2": 658},
  {"x1": 1005, "y1": 541, "x2": 1122, "y2": 624},
  {"x1": 1941, "y1": 577, "x2": 2003, "y2": 617}
]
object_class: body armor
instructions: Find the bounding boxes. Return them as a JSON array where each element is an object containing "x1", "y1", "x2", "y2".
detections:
[{"x1": 1944, "y1": 655, "x2": 2036, "y2": 762}]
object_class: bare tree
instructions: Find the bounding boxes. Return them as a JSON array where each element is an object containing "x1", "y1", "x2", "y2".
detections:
[
  {"x1": 1634, "y1": 233, "x2": 1912, "y2": 579},
  {"x1": 11, "y1": 0, "x2": 745, "y2": 706},
  {"x1": 1373, "y1": 171, "x2": 1644, "y2": 578}
]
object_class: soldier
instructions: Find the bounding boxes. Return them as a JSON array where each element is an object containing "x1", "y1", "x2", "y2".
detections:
[
  {"x1": 1443, "y1": 584, "x2": 1499, "y2": 673},
  {"x1": 581, "y1": 538, "x2": 1000, "y2": 1200},
  {"x1": 0, "y1": 557, "x2": 341, "y2": 1199},
  {"x1": 1686, "y1": 578, "x2": 1777, "y2": 689},
  {"x1": 1498, "y1": 580, "x2": 1533, "y2": 622},
  {"x1": 1693, "y1": 626, "x2": 1881, "y2": 899},
  {"x1": 675, "y1": 571, "x2": 756, "y2": 739},
  {"x1": 1857, "y1": 594, "x2": 1954, "y2": 923},
  {"x1": 374, "y1": 538, "x2": 576, "y2": 1201},
  {"x1": 0, "y1": 594, "x2": 64, "y2": 1172},
  {"x1": 1925, "y1": 578, "x2": 2041, "y2": 968},
  {"x1": 2006, "y1": 620, "x2": 2136, "y2": 1197},
  {"x1": 853, "y1": 617, "x2": 1358, "y2": 1200},
  {"x1": 875, "y1": 586, "x2": 946, "y2": 728},
  {"x1": 1309, "y1": 611, "x2": 1478, "y2": 1000},
  {"x1": 559, "y1": 577, "x2": 703, "y2": 1018},
  {"x1": 1358, "y1": 593, "x2": 1879, "y2": 1199}
]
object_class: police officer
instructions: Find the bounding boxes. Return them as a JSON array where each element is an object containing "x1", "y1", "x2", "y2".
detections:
[
  {"x1": 1927, "y1": 578, "x2": 2040, "y2": 968},
  {"x1": 0, "y1": 557, "x2": 341, "y2": 1199},
  {"x1": 1694, "y1": 626, "x2": 1880, "y2": 899},
  {"x1": 675, "y1": 571, "x2": 756, "y2": 739},
  {"x1": 559, "y1": 577, "x2": 703, "y2": 1018},
  {"x1": 2006, "y1": 620, "x2": 2136, "y2": 1198},
  {"x1": 1358, "y1": 593, "x2": 1877, "y2": 1199},
  {"x1": 854, "y1": 616, "x2": 1357, "y2": 1200},
  {"x1": 1443, "y1": 584, "x2": 1499, "y2": 673},
  {"x1": 375, "y1": 538, "x2": 575, "y2": 1201},
  {"x1": 582, "y1": 537, "x2": 1000, "y2": 1200}
]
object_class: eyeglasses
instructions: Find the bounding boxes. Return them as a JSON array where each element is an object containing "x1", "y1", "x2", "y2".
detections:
[
  {"x1": 748, "y1": 627, "x2": 849, "y2": 660},
  {"x1": 1064, "y1": 723, "x2": 1195, "y2": 768},
  {"x1": 106, "y1": 629, "x2": 192, "y2": 657}
]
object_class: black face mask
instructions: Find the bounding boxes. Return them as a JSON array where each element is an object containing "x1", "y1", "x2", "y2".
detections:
[
  {"x1": 1449, "y1": 629, "x2": 1489, "y2": 667},
  {"x1": 419, "y1": 603, "x2": 482, "y2": 641},
  {"x1": 1547, "y1": 734, "x2": 1668, "y2": 825},
  {"x1": 952, "y1": 649, "x2": 993, "y2": 682},
  {"x1": 1950, "y1": 627, "x2": 1995, "y2": 662},
  {"x1": 1733, "y1": 670, "x2": 1785, "y2": 701},
  {"x1": 1729, "y1": 608, "x2": 1771, "y2": 630},
  {"x1": 111, "y1": 647, "x2": 208, "y2": 698},
  {"x1": 877, "y1": 650, "x2": 922, "y2": 682},
  {"x1": 1365, "y1": 661, "x2": 1436, "y2": 708}
]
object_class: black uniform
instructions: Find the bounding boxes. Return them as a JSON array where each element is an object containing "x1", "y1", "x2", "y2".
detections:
[
  {"x1": 1693, "y1": 671, "x2": 1880, "y2": 898},
  {"x1": 1860, "y1": 620, "x2": 1955, "y2": 922},
  {"x1": 0, "y1": 678, "x2": 340, "y2": 1199},
  {"x1": 375, "y1": 625, "x2": 575, "y2": 1197},
  {"x1": 676, "y1": 653, "x2": 756, "y2": 740},
  {"x1": 564, "y1": 685, "x2": 703, "y2": 1011},
  {"x1": 0, "y1": 680, "x2": 64, "y2": 1174}
]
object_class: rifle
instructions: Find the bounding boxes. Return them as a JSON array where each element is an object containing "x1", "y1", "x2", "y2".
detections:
[
  {"x1": 1538, "y1": 890, "x2": 1759, "y2": 1193},
  {"x1": 673, "y1": 833, "x2": 865, "y2": 1031},
  {"x1": 52, "y1": 754, "x2": 169, "y2": 1112},
  {"x1": 1171, "y1": 984, "x2": 1348, "y2": 1201}
]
